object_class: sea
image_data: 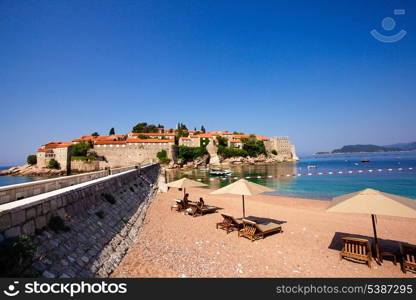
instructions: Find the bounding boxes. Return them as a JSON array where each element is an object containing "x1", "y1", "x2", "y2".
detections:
[
  {"x1": 1, "y1": 152, "x2": 416, "y2": 200},
  {"x1": 167, "y1": 151, "x2": 416, "y2": 201},
  {"x1": 0, "y1": 166, "x2": 39, "y2": 187}
]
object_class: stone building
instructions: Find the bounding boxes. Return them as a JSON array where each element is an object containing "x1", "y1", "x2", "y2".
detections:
[
  {"x1": 268, "y1": 136, "x2": 299, "y2": 161},
  {"x1": 36, "y1": 142, "x2": 72, "y2": 171}
]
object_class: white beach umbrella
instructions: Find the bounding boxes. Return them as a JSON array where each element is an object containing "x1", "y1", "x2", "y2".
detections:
[
  {"x1": 326, "y1": 188, "x2": 416, "y2": 262},
  {"x1": 210, "y1": 178, "x2": 275, "y2": 218},
  {"x1": 166, "y1": 177, "x2": 208, "y2": 196}
]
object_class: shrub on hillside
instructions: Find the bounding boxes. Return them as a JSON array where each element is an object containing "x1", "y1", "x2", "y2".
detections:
[
  {"x1": 156, "y1": 150, "x2": 171, "y2": 164},
  {"x1": 70, "y1": 141, "x2": 92, "y2": 157},
  {"x1": 27, "y1": 155, "x2": 37, "y2": 165},
  {"x1": 0, "y1": 235, "x2": 36, "y2": 277},
  {"x1": 271, "y1": 150, "x2": 278, "y2": 155},
  {"x1": 241, "y1": 137, "x2": 266, "y2": 157},
  {"x1": 173, "y1": 145, "x2": 207, "y2": 163},
  {"x1": 218, "y1": 145, "x2": 248, "y2": 158},
  {"x1": 48, "y1": 216, "x2": 70, "y2": 233},
  {"x1": 102, "y1": 193, "x2": 116, "y2": 205},
  {"x1": 47, "y1": 159, "x2": 60, "y2": 169}
]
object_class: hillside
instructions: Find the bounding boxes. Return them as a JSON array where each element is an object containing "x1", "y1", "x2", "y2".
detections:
[
  {"x1": 332, "y1": 144, "x2": 401, "y2": 153},
  {"x1": 384, "y1": 141, "x2": 416, "y2": 151}
]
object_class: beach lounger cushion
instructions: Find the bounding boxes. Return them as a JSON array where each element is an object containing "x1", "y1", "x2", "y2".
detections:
[
  {"x1": 216, "y1": 214, "x2": 243, "y2": 233},
  {"x1": 339, "y1": 237, "x2": 372, "y2": 268},
  {"x1": 238, "y1": 219, "x2": 282, "y2": 241}
]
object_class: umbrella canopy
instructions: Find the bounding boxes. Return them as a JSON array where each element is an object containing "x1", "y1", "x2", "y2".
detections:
[
  {"x1": 210, "y1": 178, "x2": 275, "y2": 217},
  {"x1": 326, "y1": 188, "x2": 416, "y2": 263},
  {"x1": 166, "y1": 177, "x2": 207, "y2": 196},
  {"x1": 326, "y1": 188, "x2": 416, "y2": 218}
]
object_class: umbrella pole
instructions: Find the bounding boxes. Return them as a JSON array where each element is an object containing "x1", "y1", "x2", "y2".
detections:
[
  {"x1": 242, "y1": 195, "x2": 245, "y2": 218},
  {"x1": 183, "y1": 188, "x2": 186, "y2": 198},
  {"x1": 371, "y1": 214, "x2": 381, "y2": 264}
]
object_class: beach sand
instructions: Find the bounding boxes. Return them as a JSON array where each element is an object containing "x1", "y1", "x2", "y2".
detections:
[{"x1": 112, "y1": 188, "x2": 416, "y2": 278}]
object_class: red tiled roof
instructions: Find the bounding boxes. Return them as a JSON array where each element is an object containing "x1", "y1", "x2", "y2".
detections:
[
  {"x1": 179, "y1": 137, "x2": 191, "y2": 140},
  {"x1": 230, "y1": 139, "x2": 242, "y2": 143},
  {"x1": 233, "y1": 134, "x2": 250, "y2": 139},
  {"x1": 42, "y1": 142, "x2": 73, "y2": 149},
  {"x1": 126, "y1": 139, "x2": 175, "y2": 143}
]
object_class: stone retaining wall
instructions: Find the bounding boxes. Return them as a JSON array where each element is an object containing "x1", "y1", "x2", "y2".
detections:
[
  {"x1": 0, "y1": 164, "x2": 160, "y2": 278},
  {"x1": 0, "y1": 170, "x2": 109, "y2": 205}
]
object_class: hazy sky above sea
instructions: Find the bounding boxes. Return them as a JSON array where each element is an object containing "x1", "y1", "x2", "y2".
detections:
[{"x1": 1, "y1": 0, "x2": 415, "y2": 165}]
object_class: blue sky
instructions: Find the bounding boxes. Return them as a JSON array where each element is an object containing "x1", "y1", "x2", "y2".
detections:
[{"x1": 0, "y1": 0, "x2": 415, "y2": 165}]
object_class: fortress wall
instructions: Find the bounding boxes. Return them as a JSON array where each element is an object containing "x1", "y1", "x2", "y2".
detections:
[
  {"x1": 0, "y1": 164, "x2": 160, "y2": 278},
  {"x1": 0, "y1": 170, "x2": 110, "y2": 205},
  {"x1": 94, "y1": 143, "x2": 173, "y2": 168}
]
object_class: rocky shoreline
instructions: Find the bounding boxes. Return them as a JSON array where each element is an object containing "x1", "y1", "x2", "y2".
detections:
[
  {"x1": 0, "y1": 164, "x2": 66, "y2": 177},
  {"x1": 165, "y1": 154, "x2": 297, "y2": 169}
]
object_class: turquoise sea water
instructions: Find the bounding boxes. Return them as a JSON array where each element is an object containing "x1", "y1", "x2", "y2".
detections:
[{"x1": 168, "y1": 152, "x2": 416, "y2": 200}]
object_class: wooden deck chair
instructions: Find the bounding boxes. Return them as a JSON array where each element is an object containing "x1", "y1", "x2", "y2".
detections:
[
  {"x1": 400, "y1": 243, "x2": 416, "y2": 274},
  {"x1": 238, "y1": 219, "x2": 282, "y2": 241},
  {"x1": 339, "y1": 237, "x2": 372, "y2": 268},
  {"x1": 216, "y1": 214, "x2": 243, "y2": 234},
  {"x1": 186, "y1": 203, "x2": 219, "y2": 217},
  {"x1": 171, "y1": 199, "x2": 185, "y2": 212}
]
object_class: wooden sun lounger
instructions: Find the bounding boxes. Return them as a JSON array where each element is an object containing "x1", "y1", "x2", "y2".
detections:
[
  {"x1": 400, "y1": 243, "x2": 416, "y2": 274},
  {"x1": 171, "y1": 199, "x2": 186, "y2": 212},
  {"x1": 238, "y1": 219, "x2": 282, "y2": 241},
  {"x1": 216, "y1": 214, "x2": 243, "y2": 234},
  {"x1": 339, "y1": 237, "x2": 372, "y2": 268},
  {"x1": 186, "y1": 203, "x2": 219, "y2": 217}
]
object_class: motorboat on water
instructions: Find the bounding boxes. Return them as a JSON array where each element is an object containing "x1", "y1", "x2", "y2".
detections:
[
  {"x1": 307, "y1": 165, "x2": 317, "y2": 170},
  {"x1": 361, "y1": 159, "x2": 370, "y2": 163},
  {"x1": 209, "y1": 168, "x2": 233, "y2": 176}
]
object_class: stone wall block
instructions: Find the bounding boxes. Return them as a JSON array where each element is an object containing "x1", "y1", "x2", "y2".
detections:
[{"x1": 11, "y1": 210, "x2": 26, "y2": 226}]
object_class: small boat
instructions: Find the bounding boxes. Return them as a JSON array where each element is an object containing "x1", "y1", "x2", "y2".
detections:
[
  {"x1": 209, "y1": 168, "x2": 232, "y2": 176},
  {"x1": 353, "y1": 162, "x2": 359, "y2": 166},
  {"x1": 361, "y1": 159, "x2": 370, "y2": 163},
  {"x1": 307, "y1": 165, "x2": 317, "y2": 170}
]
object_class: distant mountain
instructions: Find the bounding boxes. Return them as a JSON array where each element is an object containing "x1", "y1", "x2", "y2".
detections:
[
  {"x1": 384, "y1": 141, "x2": 416, "y2": 151},
  {"x1": 332, "y1": 144, "x2": 401, "y2": 153}
]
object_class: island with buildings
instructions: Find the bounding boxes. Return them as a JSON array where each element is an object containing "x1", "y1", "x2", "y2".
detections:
[{"x1": 0, "y1": 123, "x2": 298, "y2": 176}]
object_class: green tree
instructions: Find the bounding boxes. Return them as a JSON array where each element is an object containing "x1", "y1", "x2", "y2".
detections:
[
  {"x1": 173, "y1": 146, "x2": 207, "y2": 163},
  {"x1": 241, "y1": 136, "x2": 266, "y2": 157},
  {"x1": 48, "y1": 159, "x2": 60, "y2": 169},
  {"x1": 109, "y1": 127, "x2": 115, "y2": 135},
  {"x1": 271, "y1": 150, "x2": 278, "y2": 155},
  {"x1": 216, "y1": 136, "x2": 228, "y2": 147},
  {"x1": 156, "y1": 150, "x2": 171, "y2": 164},
  {"x1": 70, "y1": 141, "x2": 92, "y2": 157},
  {"x1": 132, "y1": 122, "x2": 159, "y2": 133},
  {"x1": 217, "y1": 146, "x2": 248, "y2": 158},
  {"x1": 91, "y1": 132, "x2": 99, "y2": 137},
  {"x1": 27, "y1": 155, "x2": 37, "y2": 165},
  {"x1": 200, "y1": 125, "x2": 206, "y2": 133}
]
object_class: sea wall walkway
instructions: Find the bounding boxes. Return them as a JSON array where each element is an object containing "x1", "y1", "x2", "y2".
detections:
[{"x1": 0, "y1": 165, "x2": 139, "y2": 205}]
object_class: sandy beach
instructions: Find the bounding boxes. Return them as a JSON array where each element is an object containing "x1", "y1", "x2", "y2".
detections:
[{"x1": 112, "y1": 188, "x2": 416, "y2": 278}]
